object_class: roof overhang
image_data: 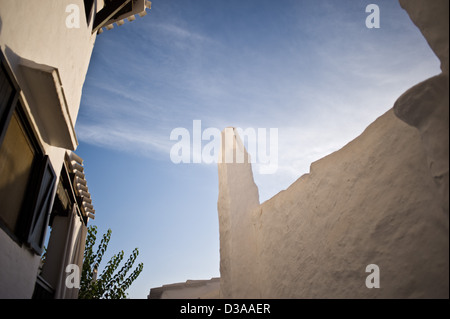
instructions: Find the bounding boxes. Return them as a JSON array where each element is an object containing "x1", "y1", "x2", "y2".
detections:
[
  {"x1": 66, "y1": 151, "x2": 96, "y2": 221},
  {"x1": 93, "y1": 0, "x2": 150, "y2": 33},
  {"x1": 19, "y1": 59, "x2": 78, "y2": 150}
]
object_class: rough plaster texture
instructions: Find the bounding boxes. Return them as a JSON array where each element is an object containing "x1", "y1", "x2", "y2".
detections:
[
  {"x1": 217, "y1": 0, "x2": 449, "y2": 298},
  {"x1": 399, "y1": 0, "x2": 449, "y2": 74},
  {"x1": 0, "y1": 230, "x2": 41, "y2": 299},
  {"x1": 395, "y1": 0, "x2": 449, "y2": 214},
  {"x1": 218, "y1": 128, "x2": 260, "y2": 298}
]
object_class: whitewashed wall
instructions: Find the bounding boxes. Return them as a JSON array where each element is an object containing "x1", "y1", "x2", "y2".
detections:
[
  {"x1": 0, "y1": 0, "x2": 99, "y2": 298},
  {"x1": 217, "y1": 0, "x2": 448, "y2": 298}
]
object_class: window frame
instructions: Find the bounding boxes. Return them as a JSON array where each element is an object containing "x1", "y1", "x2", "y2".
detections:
[
  {"x1": 0, "y1": 105, "x2": 41, "y2": 235},
  {"x1": 0, "y1": 52, "x2": 19, "y2": 147},
  {"x1": 0, "y1": 52, "x2": 57, "y2": 255}
]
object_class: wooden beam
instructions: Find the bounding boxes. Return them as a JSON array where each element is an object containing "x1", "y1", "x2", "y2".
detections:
[{"x1": 92, "y1": 0, "x2": 132, "y2": 33}]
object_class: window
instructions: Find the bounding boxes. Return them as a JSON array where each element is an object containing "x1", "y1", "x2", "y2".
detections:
[
  {"x1": 0, "y1": 53, "x2": 56, "y2": 255},
  {"x1": 25, "y1": 155, "x2": 56, "y2": 254},
  {"x1": 0, "y1": 109, "x2": 36, "y2": 233}
]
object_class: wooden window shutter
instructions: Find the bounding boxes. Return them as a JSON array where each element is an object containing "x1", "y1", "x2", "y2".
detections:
[{"x1": 27, "y1": 155, "x2": 57, "y2": 255}]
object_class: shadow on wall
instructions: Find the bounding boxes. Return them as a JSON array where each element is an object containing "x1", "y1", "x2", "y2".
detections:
[{"x1": 3, "y1": 46, "x2": 49, "y2": 145}]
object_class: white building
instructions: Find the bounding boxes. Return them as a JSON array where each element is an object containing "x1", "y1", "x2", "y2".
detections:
[{"x1": 0, "y1": 0, "x2": 150, "y2": 299}]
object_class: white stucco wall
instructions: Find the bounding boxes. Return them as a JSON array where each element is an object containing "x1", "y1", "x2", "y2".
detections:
[
  {"x1": 0, "y1": 229, "x2": 41, "y2": 298},
  {"x1": 217, "y1": 0, "x2": 448, "y2": 298},
  {"x1": 0, "y1": 0, "x2": 98, "y2": 298},
  {"x1": 0, "y1": 0, "x2": 98, "y2": 125},
  {"x1": 217, "y1": 128, "x2": 260, "y2": 298}
]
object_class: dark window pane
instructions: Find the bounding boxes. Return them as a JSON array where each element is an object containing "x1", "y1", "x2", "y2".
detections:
[
  {"x1": 27, "y1": 156, "x2": 56, "y2": 255},
  {"x1": 0, "y1": 62, "x2": 16, "y2": 145},
  {"x1": 0, "y1": 64, "x2": 13, "y2": 114},
  {"x1": 0, "y1": 111, "x2": 35, "y2": 232}
]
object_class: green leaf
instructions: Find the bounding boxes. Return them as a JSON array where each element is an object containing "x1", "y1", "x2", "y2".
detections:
[{"x1": 78, "y1": 228, "x2": 143, "y2": 299}]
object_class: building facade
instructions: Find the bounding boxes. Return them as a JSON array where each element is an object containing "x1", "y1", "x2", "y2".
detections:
[{"x1": 0, "y1": 0, "x2": 150, "y2": 299}]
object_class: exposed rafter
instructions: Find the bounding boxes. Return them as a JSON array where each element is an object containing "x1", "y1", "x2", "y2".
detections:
[{"x1": 92, "y1": 0, "x2": 132, "y2": 33}]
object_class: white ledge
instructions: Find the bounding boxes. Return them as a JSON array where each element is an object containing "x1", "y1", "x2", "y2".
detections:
[{"x1": 19, "y1": 59, "x2": 78, "y2": 150}]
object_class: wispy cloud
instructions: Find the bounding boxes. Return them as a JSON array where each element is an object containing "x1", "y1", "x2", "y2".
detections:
[
  {"x1": 154, "y1": 22, "x2": 212, "y2": 43},
  {"x1": 78, "y1": 0, "x2": 440, "y2": 201},
  {"x1": 76, "y1": 122, "x2": 172, "y2": 159}
]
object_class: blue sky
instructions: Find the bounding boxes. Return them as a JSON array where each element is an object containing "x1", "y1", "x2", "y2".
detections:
[{"x1": 74, "y1": 0, "x2": 440, "y2": 298}]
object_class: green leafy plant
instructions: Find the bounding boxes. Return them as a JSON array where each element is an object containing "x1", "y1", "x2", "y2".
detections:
[{"x1": 78, "y1": 225, "x2": 143, "y2": 299}]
